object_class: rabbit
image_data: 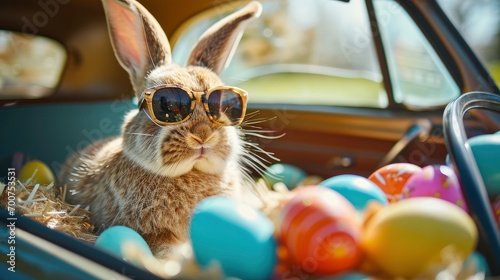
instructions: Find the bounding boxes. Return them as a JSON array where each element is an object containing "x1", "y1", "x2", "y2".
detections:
[{"x1": 58, "y1": 0, "x2": 264, "y2": 258}]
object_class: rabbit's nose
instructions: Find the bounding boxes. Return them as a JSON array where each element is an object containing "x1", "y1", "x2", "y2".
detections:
[
  {"x1": 188, "y1": 123, "x2": 218, "y2": 147},
  {"x1": 192, "y1": 123, "x2": 212, "y2": 141}
]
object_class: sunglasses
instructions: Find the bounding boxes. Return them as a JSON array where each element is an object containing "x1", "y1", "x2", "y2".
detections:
[{"x1": 139, "y1": 84, "x2": 248, "y2": 126}]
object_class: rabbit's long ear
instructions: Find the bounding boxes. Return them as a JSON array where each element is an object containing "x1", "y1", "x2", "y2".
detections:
[
  {"x1": 187, "y1": 1, "x2": 262, "y2": 75},
  {"x1": 102, "y1": 0, "x2": 171, "y2": 94}
]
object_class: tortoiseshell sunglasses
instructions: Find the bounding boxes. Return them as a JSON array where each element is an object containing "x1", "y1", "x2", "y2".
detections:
[{"x1": 139, "y1": 84, "x2": 248, "y2": 126}]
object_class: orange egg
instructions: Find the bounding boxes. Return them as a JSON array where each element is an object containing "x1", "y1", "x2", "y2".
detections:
[
  {"x1": 278, "y1": 186, "x2": 362, "y2": 276},
  {"x1": 368, "y1": 163, "x2": 422, "y2": 202}
]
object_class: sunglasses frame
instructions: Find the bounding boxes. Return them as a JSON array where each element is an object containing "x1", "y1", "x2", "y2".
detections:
[{"x1": 139, "y1": 84, "x2": 248, "y2": 126}]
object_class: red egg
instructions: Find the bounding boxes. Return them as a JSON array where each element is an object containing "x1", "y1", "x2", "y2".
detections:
[
  {"x1": 278, "y1": 186, "x2": 362, "y2": 275},
  {"x1": 368, "y1": 163, "x2": 422, "y2": 203},
  {"x1": 492, "y1": 195, "x2": 500, "y2": 229}
]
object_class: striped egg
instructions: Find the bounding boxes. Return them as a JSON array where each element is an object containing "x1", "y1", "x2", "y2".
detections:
[
  {"x1": 278, "y1": 186, "x2": 362, "y2": 276},
  {"x1": 368, "y1": 163, "x2": 422, "y2": 203}
]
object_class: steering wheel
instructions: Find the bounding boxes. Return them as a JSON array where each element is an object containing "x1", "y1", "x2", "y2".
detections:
[
  {"x1": 378, "y1": 118, "x2": 432, "y2": 167},
  {"x1": 443, "y1": 91, "x2": 500, "y2": 272}
]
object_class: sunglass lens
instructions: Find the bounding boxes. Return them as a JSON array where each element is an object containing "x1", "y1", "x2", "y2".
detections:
[
  {"x1": 207, "y1": 90, "x2": 244, "y2": 125},
  {"x1": 151, "y1": 88, "x2": 191, "y2": 123}
]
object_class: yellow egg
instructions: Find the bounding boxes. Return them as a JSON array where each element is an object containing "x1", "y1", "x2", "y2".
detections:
[
  {"x1": 361, "y1": 197, "x2": 477, "y2": 278},
  {"x1": 18, "y1": 160, "x2": 55, "y2": 185}
]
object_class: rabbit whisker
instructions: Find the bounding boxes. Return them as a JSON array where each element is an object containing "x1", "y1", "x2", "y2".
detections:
[
  {"x1": 244, "y1": 141, "x2": 280, "y2": 161},
  {"x1": 142, "y1": 108, "x2": 163, "y2": 127},
  {"x1": 225, "y1": 76, "x2": 248, "y2": 82},
  {"x1": 127, "y1": 132, "x2": 155, "y2": 137},
  {"x1": 243, "y1": 132, "x2": 285, "y2": 140},
  {"x1": 241, "y1": 114, "x2": 278, "y2": 127}
]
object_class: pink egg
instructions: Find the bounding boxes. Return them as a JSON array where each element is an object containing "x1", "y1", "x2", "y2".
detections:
[{"x1": 402, "y1": 165, "x2": 468, "y2": 212}]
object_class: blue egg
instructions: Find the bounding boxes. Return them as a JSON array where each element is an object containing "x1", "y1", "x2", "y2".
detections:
[
  {"x1": 468, "y1": 134, "x2": 500, "y2": 195},
  {"x1": 463, "y1": 252, "x2": 490, "y2": 276},
  {"x1": 319, "y1": 272, "x2": 372, "y2": 280},
  {"x1": 337, "y1": 272, "x2": 372, "y2": 280},
  {"x1": 445, "y1": 154, "x2": 451, "y2": 167},
  {"x1": 319, "y1": 174, "x2": 388, "y2": 210},
  {"x1": 95, "y1": 226, "x2": 152, "y2": 266},
  {"x1": 263, "y1": 163, "x2": 307, "y2": 189},
  {"x1": 190, "y1": 196, "x2": 276, "y2": 280}
]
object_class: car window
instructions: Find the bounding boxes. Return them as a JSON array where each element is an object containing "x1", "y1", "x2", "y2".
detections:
[
  {"x1": 172, "y1": 0, "x2": 388, "y2": 108},
  {"x1": 437, "y1": 0, "x2": 500, "y2": 85},
  {"x1": 374, "y1": 0, "x2": 460, "y2": 109},
  {"x1": 0, "y1": 30, "x2": 66, "y2": 99}
]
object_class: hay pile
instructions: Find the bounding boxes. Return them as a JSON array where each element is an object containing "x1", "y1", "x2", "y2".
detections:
[{"x1": 0, "y1": 179, "x2": 97, "y2": 243}]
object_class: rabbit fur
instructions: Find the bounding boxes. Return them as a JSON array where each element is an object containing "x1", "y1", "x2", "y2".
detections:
[{"x1": 59, "y1": 0, "x2": 264, "y2": 258}]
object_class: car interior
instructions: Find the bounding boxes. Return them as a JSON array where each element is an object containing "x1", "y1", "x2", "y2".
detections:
[{"x1": 0, "y1": 0, "x2": 499, "y2": 279}]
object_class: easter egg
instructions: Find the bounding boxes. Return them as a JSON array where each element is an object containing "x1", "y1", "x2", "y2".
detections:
[
  {"x1": 402, "y1": 165, "x2": 468, "y2": 211},
  {"x1": 463, "y1": 252, "x2": 490, "y2": 276},
  {"x1": 95, "y1": 226, "x2": 152, "y2": 266},
  {"x1": 279, "y1": 186, "x2": 362, "y2": 275},
  {"x1": 362, "y1": 197, "x2": 477, "y2": 278},
  {"x1": 468, "y1": 134, "x2": 500, "y2": 196},
  {"x1": 368, "y1": 163, "x2": 422, "y2": 202},
  {"x1": 18, "y1": 160, "x2": 55, "y2": 185},
  {"x1": 263, "y1": 163, "x2": 307, "y2": 189},
  {"x1": 190, "y1": 196, "x2": 276, "y2": 280},
  {"x1": 301, "y1": 175, "x2": 324, "y2": 186},
  {"x1": 315, "y1": 272, "x2": 372, "y2": 280},
  {"x1": 492, "y1": 195, "x2": 500, "y2": 228},
  {"x1": 319, "y1": 175, "x2": 388, "y2": 211},
  {"x1": 271, "y1": 242, "x2": 294, "y2": 280}
]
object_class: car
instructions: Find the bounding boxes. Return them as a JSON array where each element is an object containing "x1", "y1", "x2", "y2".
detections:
[{"x1": 0, "y1": 0, "x2": 499, "y2": 279}]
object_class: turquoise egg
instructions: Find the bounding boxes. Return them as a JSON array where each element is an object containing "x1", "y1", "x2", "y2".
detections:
[
  {"x1": 445, "y1": 154, "x2": 451, "y2": 167},
  {"x1": 336, "y1": 272, "x2": 373, "y2": 280},
  {"x1": 463, "y1": 252, "x2": 490, "y2": 276},
  {"x1": 190, "y1": 196, "x2": 277, "y2": 280},
  {"x1": 318, "y1": 272, "x2": 372, "y2": 279},
  {"x1": 263, "y1": 163, "x2": 307, "y2": 189},
  {"x1": 95, "y1": 226, "x2": 152, "y2": 266},
  {"x1": 319, "y1": 174, "x2": 388, "y2": 210},
  {"x1": 468, "y1": 134, "x2": 500, "y2": 195}
]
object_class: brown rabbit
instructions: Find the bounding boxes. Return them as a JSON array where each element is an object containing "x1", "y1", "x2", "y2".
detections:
[{"x1": 59, "y1": 0, "x2": 263, "y2": 258}]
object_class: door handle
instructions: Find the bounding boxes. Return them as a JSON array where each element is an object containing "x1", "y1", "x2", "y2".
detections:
[{"x1": 329, "y1": 155, "x2": 354, "y2": 168}]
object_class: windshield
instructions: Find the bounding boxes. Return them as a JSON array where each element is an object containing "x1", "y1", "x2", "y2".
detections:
[
  {"x1": 438, "y1": 0, "x2": 500, "y2": 85},
  {"x1": 172, "y1": 0, "x2": 387, "y2": 108}
]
